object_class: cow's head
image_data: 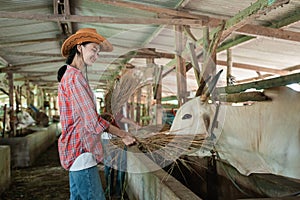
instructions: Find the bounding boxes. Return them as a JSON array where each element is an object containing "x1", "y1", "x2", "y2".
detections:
[{"x1": 169, "y1": 70, "x2": 223, "y2": 137}]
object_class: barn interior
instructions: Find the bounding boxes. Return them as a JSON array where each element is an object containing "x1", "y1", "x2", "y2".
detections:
[{"x1": 0, "y1": 0, "x2": 300, "y2": 200}]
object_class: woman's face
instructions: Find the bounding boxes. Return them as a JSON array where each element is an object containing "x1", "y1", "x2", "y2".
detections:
[{"x1": 81, "y1": 43, "x2": 101, "y2": 66}]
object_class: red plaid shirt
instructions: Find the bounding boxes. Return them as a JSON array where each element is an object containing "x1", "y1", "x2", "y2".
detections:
[{"x1": 58, "y1": 65, "x2": 109, "y2": 170}]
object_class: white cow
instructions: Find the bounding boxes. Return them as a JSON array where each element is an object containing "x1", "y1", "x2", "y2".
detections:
[
  {"x1": 170, "y1": 83, "x2": 300, "y2": 179},
  {"x1": 16, "y1": 110, "x2": 36, "y2": 129}
]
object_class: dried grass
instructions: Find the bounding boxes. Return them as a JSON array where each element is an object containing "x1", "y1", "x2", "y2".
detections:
[
  {"x1": 108, "y1": 130, "x2": 213, "y2": 166},
  {"x1": 105, "y1": 130, "x2": 214, "y2": 183},
  {"x1": 111, "y1": 70, "x2": 142, "y2": 115}
]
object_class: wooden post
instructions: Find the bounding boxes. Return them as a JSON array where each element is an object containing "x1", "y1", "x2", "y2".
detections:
[
  {"x1": 136, "y1": 88, "x2": 141, "y2": 124},
  {"x1": 203, "y1": 26, "x2": 209, "y2": 69},
  {"x1": 7, "y1": 72, "x2": 15, "y2": 137},
  {"x1": 199, "y1": 26, "x2": 210, "y2": 92},
  {"x1": 188, "y1": 42, "x2": 201, "y2": 87},
  {"x1": 26, "y1": 81, "x2": 31, "y2": 107},
  {"x1": 175, "y1": 25, "x2": 187, "y2": 106},
  {"x1": 15, "y1": 86, "x2": 20, "y2": 113},
  {"x1": 2, "y1": 104, "x2": 7, "y2": 137},
  {"x1": 150, "y1": 55, "x2": 163, "y2": 125},
  {"x1": 147, "y1": 84, "x2": 152, "y2": 126},
  {"x1": 130, "y1": 95, "x2": 134, "y2": 122},
  {"x1": 141, "y1": 104, "x2": 146, "y2": 126},
  {"x1": 227, "y1": 48, "x2": 233, "y2": 85},
  {"x1": 210, "y1": 47, "x2": 217, "y2": 100},
  {"x1": 19, "y1": 86, "x2": 23, "y2": 110},
  {"x1": 207, "y1": 153, "x2": 218, "y2": 200},
  {"x1": 53, "y1": 94, "x2": 58, "y2": 116},
  {"x1": 154, "y1": 65, "x2": 163, "y2": 125},
  {"x1": 146, "y1": 58, "x2": 153, "y2": 125}
]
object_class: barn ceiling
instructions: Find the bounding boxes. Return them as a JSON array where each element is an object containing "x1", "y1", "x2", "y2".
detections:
[{"x1": 0, "y1": 0, "x2": 300, "y2": 101}]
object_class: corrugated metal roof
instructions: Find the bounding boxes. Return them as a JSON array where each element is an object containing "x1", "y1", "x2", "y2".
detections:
[{"x1": 0, "y1": 0, "x2": 299, "y2": 102}]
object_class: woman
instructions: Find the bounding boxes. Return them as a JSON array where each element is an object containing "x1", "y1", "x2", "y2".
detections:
[{"x1": 57, "y1": 28, "x2": 136, "y2": 200}]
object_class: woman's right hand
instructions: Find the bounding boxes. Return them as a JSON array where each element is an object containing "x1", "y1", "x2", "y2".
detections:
[{"x1": 121, "y1": 134, "x2": 136, "y2": 146}]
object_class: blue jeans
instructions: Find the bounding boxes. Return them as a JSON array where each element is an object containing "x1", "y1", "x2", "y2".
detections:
[
  {"x1": 69, "y1": 166, "x2": 106, "y2": 200},
  {"x1": 102, "y1": 139, "x2": 127, "y2": 197}
]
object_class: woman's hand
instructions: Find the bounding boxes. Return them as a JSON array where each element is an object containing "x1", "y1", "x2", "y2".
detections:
[
  {"x1": 121, "y1": 134, "x2": 136, "y2": 146},
  {"x1": 107, "y1": 124, "x2": 136, "y2": 145}
]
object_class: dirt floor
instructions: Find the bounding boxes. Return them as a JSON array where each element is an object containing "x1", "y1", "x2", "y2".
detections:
[{"x1": 0, "y1": 140, "x2": 113, "y2": 200}]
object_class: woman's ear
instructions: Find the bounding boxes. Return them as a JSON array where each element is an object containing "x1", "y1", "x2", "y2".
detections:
[{"x1": 77, "y1": 45, "x2": 82, "y2": 54}]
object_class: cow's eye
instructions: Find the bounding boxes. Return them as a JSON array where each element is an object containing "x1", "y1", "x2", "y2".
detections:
[{"x1": 182, "y1": 113, "x2": 192, "y2": 120}]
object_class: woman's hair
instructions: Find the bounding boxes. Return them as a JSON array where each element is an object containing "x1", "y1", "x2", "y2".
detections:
[
  {"x1": 57, "y1": 65, "x2": 67, "y2": 82},
  {"x1": 58, "y1": 42, "x2": 93, "y2": 82},
  {"x1": 66, "y1": 42, "x2": 91, "y2": 65}
]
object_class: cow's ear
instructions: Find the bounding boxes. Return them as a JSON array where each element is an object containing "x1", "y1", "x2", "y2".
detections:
[
  {"x1": 195, "y1": 75, "x2": 211, "y2": 97},
  {"x1": 201, "y1": 69, "x2": 223, "y2": 102}
]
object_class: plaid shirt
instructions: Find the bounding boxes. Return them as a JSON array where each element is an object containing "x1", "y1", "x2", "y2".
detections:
[{"x1": 58, "y1": 65, "x2": 109, "y2": 170}]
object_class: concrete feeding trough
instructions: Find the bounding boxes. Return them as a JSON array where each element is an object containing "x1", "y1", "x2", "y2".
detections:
[
  {"x1": 126, "y1": 146, "x2": 202, "y2": 200},
  {"x1": 125, "y1": 146, "x2": 300, "y2": 199},
  {"x1": 0, "y1": 145, "x2": 10, "y2": 195},
  {"x1": 0, "y1": 123, "x2": 58, "y2": 168}
]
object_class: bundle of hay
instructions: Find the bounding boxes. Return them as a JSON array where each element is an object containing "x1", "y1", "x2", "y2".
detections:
[
  {"x1": 110, "y1": 70, "x2": 143, "y2": 115},
  {"x1": 108, "y1": 131, "x2": 213, "y2": 166}
]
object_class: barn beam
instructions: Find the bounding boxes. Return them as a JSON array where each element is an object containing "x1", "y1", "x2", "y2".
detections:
[
  {"x1": 0, "y1": 38, "x2": 59, "y2": 48},
  {"x1": 218, "y1": 0, "x2": 290, "y2": 42},
  {"x1": 217, "y1": 8, "x2": 300, "y2": 52},
  {"x1": 0, "y1": 49, "x2": 173, "y2": 63},
  {"x1": 0, "y1": 51, "x2": 61, "y2": 57},
  {"x1": 216, "y1": 60, "x2": 290, "y2": 75},
  {"x1": 0, "y1": 55, "x2": 9, "y2": 67},
  {"x1": 53, "y1": 0, "x2": 73, "y2": 37},
  {"x1": 0, "y1": 59, "x2": 65, "y2": 73},
  {"x1": 216, "y1": 72, "x2": 300, "y2": 94},
  {"x1": 164, "y1": 57, "x2": 291, "y2": 80},
  {"x1": 188, "y1": 42, "x2": 201, "y2": 86},
  {"x1": 235, "y1": 74, "x2": 274, "y2": 84},
  {"x1": 63, "y1": 0, "x2": 72, "y2": 33},
  {"x1": 132, "y1": 0, "x2": 194, "y2": 67},
  {"x1": 0, "y1": 11, "x2": 206, "y2": 26},
  {"x1": 0, "y1": 48, "x2": 173, "y2": 73},
  {"x1": 182, "y1": 0, "x2": 291, "y2": 56},
  {"x1": 285, "y1": 64, "x2": 300, "y2": 72},
  {"x1": 162, "y1": 63, "x2": 192, "y2": 79},
  {"x1": 235, "y1": 24, "x2": 300, "y2": 42},
  {"x1": 166, "y1": 0, "x2": 290, "y2": 72},
  {"x1": 218, "y1": 91, "x2": 270, "y2": 102},
  {"x1": 93, "y1": 0, "x2": 212, "y2": 21}
]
